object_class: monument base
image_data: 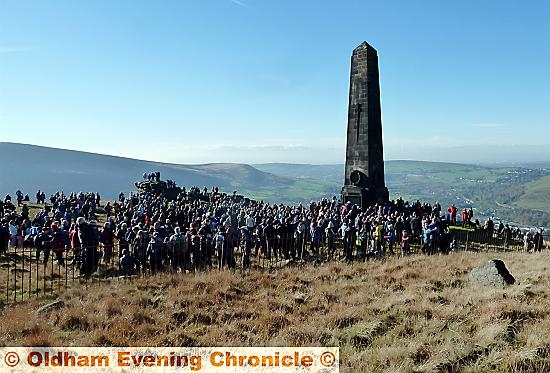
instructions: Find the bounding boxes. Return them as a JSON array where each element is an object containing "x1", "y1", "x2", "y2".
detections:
[{"x1": 342, "y1": 185, "x2": 389, "y2": 209}]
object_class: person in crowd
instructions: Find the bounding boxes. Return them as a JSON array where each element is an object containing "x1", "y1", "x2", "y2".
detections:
[
  {"x1": 69, "y1": 223, "x2": 81, "y2": 266},
  {"x1": 523, "y1": 230, "x2": 532, "y2": 252},
  {"x1": 120, "y1": 249, "x2": 135, "y2": 276},
  {"x1": 215, "y1": 229, "x2": 225, "y2": 269},
  {"x1": 169, "y1": 226, "x2": 187, "y2": 272},
  {"x1": 5, "y1": 176, "x2": 537, "y2": 281},
  {"x1": 448, "y1": 204, "x2": 458, "y2": 224},
  {"x1": 146, "y1": 232, "x2": 164, "y2": 273},
  {"x1": 422, "y1": 222, "x2": 433, "y2": 255},
  {"x1": 240, "y1": 226, "x2": 252, "y2": 269},
  {"x1": 34, "y1": 226, "x2": 53, "y2": 264},
  {"x1": 400, "y1": 230, "x2": 410, "y2": 256},
  {"x1": 9, "y1": 220, "x2": 18, "y2": 248},
  {"x1": 100, "y1": 222, "x2": 114, "y2": 264},
  {"x1": 50, "y1": 222, "x2": 65, "y2": 265},
  {"x1": 310, "y1": 221, "x2": 323, "y2": 261},
  {"x1": 132, "y1": 229, "x2": 147, "y2": 273},
  {"x1": 534, "y1": 228, "x2": 544, "y2": 252},
  {"x1": 16, "y1": 190, "x2": 23, "y2": 207},
  {"x1": 77, "y1": 217, "x2": 99, "y2": 278},
  {"x1": 325, "y1": 220, "x2": 336, "y2": 259}
]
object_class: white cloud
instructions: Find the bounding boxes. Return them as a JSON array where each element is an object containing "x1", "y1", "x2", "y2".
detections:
[
  {"x1": 258, "y1": 73, "x2": 291, "y2": 88},
  {"x1": 87, "y1": 139, "x2": 344, "y2": 165},
  {"x1": 470, "y1": 123, "x2": 506, "y2": 128},
  {"x1": 229, "y1": 0, "x2": 247, "y2": 8},
  {"x1": 0, "y1": 46, "x2": 35, "y2": 54}
]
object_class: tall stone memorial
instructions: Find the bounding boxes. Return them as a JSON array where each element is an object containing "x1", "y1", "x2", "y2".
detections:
[{"x1": 342, "y1": 41, "x2": 389, "y2": 208}]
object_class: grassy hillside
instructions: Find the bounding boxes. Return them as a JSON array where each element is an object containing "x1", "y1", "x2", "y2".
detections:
[
  {"x1": 389, "y1": 161, "x2": 550, "y2": 227},
  {"x1": 258, "y1": 161, "x2": 550, "y2": 227},
  {"x1": 254, "y1": 163, "x2": 343, "y2": 181},
  {"x1": 514, "y1": 175, "x2": 550, "y2": 212},
  {"x1": 2, "y1": 252, "x2": 550, "y2": 372}
]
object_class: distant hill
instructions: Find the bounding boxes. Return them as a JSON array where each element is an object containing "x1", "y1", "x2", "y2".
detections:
[
  {"x1": 2, "y1": 143, "x2": 550, "y2": 227},
  {"x1": 254, "y1": 163, "x2": 343, "y2": 181},
  {"x1": 0, "y1": 143, "x2": 335, "y2": 204},
  {"x1": 0, "y1": 142, "x2": 245, "y2": 197}
]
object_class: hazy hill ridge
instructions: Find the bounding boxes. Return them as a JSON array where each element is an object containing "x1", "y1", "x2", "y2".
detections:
[{"x1": 0, "y1": 142, "x2": 292, "y2": 198}]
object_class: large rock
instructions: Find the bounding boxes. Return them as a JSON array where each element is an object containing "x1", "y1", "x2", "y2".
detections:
[
  {"x1": 134, "y1": 180, "x2": 182, "y2": 201},
  {"x1": 469, "y1": 259, "x2": 515, "y2": 288}
]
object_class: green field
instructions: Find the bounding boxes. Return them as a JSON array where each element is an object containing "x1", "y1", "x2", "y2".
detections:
[
  {"x1": 256, "y1": 161, "x2": 550, "y2": 227},
  {"x1": 514, "y1": 175, "x2": 550, "y2": 212}
]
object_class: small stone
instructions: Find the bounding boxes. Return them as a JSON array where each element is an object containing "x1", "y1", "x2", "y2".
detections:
[
  {"x1": 294, "y1": 293, "x2": 307, "y2": 304},
  {"x1": 11, "y1": 268, "x2": 31, "y2": 273},
  {"x1": 36, "y1": 299, "x2": 65, "y2": 314}
]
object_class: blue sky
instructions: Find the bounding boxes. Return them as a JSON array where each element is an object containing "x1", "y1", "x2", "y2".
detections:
[{"x1": 1, "y1": 0, "x2": 549, "y2": 164}]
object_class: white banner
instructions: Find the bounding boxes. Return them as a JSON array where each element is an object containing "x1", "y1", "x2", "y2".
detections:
[{"x1": 0, "y1": 347, "x2": 339, "y2": 372}]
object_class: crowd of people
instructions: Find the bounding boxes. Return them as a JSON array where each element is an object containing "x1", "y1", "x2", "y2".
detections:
[{"x1": 0, "y1": 177, "x2": 546, "y2": 278}]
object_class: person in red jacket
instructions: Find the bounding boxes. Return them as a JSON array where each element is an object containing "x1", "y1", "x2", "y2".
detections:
[
  {"x1": 400, "y1": 230, "x2": 410, "y2": 256},
  {"x1": 69, "y1": 223, "x2": 81, "y2": 266},
  {"x1": 461, "y1": 209, "x2": 468, "y2": 227},
  {"x1": 448, "y1": 204, "x2": 458, "y2": 224},
  {"x1": 51, "y1": 222, "x2": 65, "y2": 265}
]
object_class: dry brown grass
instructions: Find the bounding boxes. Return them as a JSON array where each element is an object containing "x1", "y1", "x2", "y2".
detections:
[{"x1": 1, "y1": 251, "x2": 550, "y2": 372}]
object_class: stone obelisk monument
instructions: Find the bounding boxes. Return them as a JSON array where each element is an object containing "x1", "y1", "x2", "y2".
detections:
[{"x1": 342, "y1": 41, "x2": 389, "y2": 208}]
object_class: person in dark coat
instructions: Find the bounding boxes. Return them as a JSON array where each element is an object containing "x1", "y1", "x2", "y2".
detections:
[
  {"x1": 34, "y1": 226, "x2": 53, "y2": 264},
  {"x1": 240, "y1": 227, "x2": 251, "y2": 269},
  {"x1": 146, "y1": 232, "x2": 164, "y2": 273},
  {"x1": 100, "y1": 222, "x2": 114, "y2": 264},
  {"x1": 77, "y1": 217, "x2": 99, "y2": 278}
]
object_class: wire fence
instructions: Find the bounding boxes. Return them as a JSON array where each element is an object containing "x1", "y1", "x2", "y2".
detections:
[{"x1": 1, "y1": 229, "x2": 548, "y2": 305}]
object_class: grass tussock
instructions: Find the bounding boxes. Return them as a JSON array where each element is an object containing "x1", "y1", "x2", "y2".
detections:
[{"x1": 1, "y1": 251, "x2": 550, "y2": 372}]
